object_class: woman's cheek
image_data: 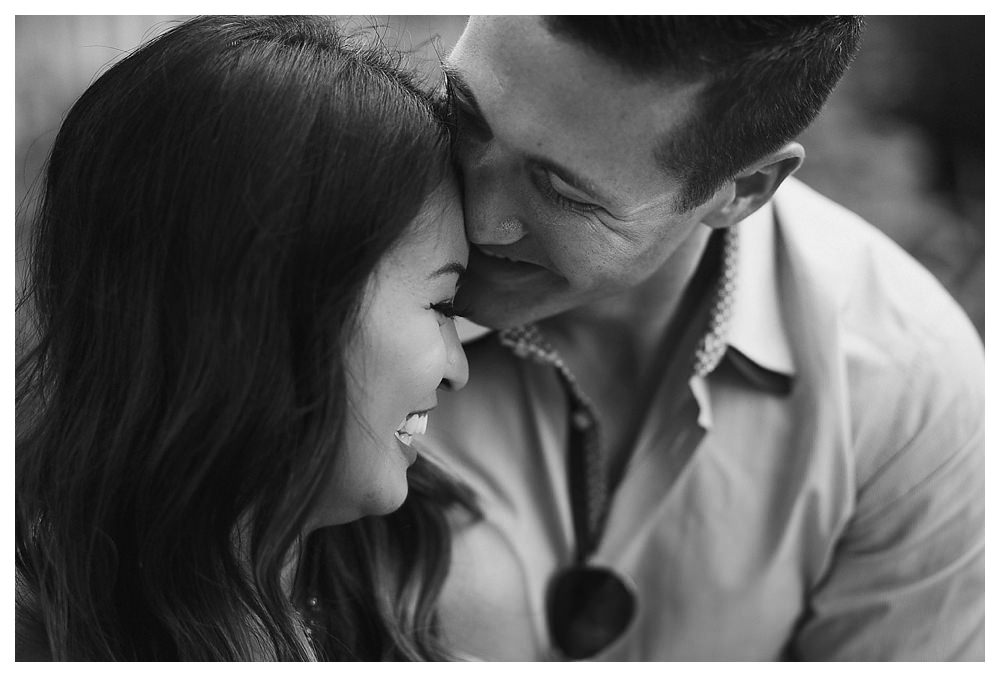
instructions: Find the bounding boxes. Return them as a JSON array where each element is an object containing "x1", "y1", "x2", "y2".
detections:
[{"x1": 409, "y1": 325, "x2": 451, "y2": 390}]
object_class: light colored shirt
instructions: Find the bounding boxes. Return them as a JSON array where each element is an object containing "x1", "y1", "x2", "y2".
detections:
[{"x1": 423, "y1": 177, "x2": 985, "y2": 661}]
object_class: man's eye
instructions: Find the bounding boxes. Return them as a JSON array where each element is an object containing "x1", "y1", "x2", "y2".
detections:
[
  {"x1": 548, "y1": 172, "x2": 597, "y2": 205},
  {"x1": 533, "y1": 168, "x2": 600, "y2": 213}
]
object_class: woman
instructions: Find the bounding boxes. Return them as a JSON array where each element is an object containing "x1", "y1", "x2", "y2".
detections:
[{"x1": 16, "y1": 15, "x2": 473, "y2": 660}]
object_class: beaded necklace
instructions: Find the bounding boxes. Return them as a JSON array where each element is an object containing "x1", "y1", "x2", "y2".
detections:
[{"x1": 497, "y1": 225, "x2": 738, "y2": 560}]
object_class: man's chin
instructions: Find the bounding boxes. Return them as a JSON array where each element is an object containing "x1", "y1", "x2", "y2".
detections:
[
  {"x1": 457, "y1": 288, "x2": 564, "y2": 330},
  {"x1": 456, "y1": 255, "x2": 575, "y2": 328},
  {"x1": 456, "y1": 303, "x2": 528, "y2": 330}
]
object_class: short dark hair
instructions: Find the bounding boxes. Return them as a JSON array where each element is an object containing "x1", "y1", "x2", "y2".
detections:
[{"x1": 545, "y1": 16, "x2": 865, "y2": 210}]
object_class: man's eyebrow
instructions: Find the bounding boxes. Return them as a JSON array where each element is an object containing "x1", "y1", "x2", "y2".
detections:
[
  {"x1": 428, "y1": 261, "x2": 466, "y2": 280},
  {"x1": 444, "y1": 65, "x2": 618, "y2": 210}
]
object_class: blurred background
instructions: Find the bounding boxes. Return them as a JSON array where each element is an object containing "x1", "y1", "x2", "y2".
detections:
[{"x1": 14, "y1": 15, "x2": 984, "y2": 336}]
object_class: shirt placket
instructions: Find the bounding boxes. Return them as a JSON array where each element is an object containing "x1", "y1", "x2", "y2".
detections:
[{"x1": 497, "y1": 225, "x2": 738, "y2": 563}]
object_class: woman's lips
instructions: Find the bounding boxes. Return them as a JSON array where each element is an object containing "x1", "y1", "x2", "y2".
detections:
[
  {"x1": 394, "y1": 411, "x2": 428, "y2": 447},
  {"x1": 394, "y1": 412, "x2": 428, "y2": 466}
]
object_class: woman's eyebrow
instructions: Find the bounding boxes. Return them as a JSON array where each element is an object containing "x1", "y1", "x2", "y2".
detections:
[{"x1": 443, "y1": 67, "x2": 489, "y2": 124}]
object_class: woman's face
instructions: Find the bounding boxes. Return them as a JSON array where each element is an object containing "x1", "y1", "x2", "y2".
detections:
[{"x1": 308, "y1": 178, "x2": 470, "y2": 529}]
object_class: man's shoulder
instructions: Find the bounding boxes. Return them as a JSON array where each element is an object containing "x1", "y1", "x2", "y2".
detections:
[
  {"x1": 773, "y1": 177, "x2": 981, "y2": 364},
  {"x1": 772, "y1": 178, "x2": 983, "y2": 472},
  {"x1": 772, "y1": 177, "x2": 942, "y2": 298}
]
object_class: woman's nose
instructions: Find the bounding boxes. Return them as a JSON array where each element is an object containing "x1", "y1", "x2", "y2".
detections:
[{"x1": 439, "y1": 320, "x2": 469, "y2": 391}]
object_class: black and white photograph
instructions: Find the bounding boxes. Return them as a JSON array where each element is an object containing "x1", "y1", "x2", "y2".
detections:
[{"x1": 13, "y1": 12, "x2": 987, "y2": 663}]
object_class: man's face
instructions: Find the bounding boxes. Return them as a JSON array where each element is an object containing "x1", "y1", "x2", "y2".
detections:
[{"x1": 447, "y1": 16, "x2": 726, "y2": 329}]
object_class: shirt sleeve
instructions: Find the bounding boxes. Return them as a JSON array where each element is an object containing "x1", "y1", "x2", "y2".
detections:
[{"x1": 786, "y1": 332, "x2": 985, "y2": 660}]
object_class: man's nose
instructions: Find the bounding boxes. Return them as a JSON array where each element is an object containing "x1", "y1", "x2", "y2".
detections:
[
  {"x1": 438, "y1": 320, "x2": 469, "y2": 392},
  {"x1": 459, "y1": 144, "x2": 527, "y2": 246}
]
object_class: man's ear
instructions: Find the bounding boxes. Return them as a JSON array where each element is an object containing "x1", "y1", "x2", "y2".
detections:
[{"x1": 702, "y1": 142, "x2": 804, "y2": 229}]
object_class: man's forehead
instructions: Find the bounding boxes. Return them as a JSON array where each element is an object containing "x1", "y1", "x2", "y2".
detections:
[
  {"x1": 447, "y1": 17, "x2": 697, "y2": 212},
  {"x1": 448, "y1": 16, "x2": 700, "y2": 95}
]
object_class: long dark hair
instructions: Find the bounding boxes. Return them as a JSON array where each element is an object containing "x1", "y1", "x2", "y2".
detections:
[{"x1": 16, "y1": 15, "x2": 467, "y2": 660}]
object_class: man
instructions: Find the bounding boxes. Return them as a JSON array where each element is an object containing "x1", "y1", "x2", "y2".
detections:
[{"x1": 422, "y1": 16, "x2": 985, "y2": 660}]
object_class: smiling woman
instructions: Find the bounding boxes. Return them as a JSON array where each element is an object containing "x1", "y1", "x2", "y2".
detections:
[
  {"x1": 316, "y1": 180, "x2": 469, "y2": 528},
  {"x1": 15, "y1": 15, "x2": 472, "y2": 661}
]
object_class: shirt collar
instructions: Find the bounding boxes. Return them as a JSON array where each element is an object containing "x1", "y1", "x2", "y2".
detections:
[
  {"x1": 459, "y1": 199, "x2": 797, "y2": 388},
  {"x1": 725, "y1": 201, "x2": 797, "y2": 379}
]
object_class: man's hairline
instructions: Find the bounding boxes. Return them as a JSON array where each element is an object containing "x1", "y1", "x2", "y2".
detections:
[
  {"x1": 533, "y1": 20, "x2": 730, "y2": 213},
  {"x1": 444, "y1": 29, "x2": 720, "y2": 215}
]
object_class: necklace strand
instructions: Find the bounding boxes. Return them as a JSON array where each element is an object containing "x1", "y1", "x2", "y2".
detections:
[
  {"x1": 301, "y1": 226, "x2": 739, "y2": 625},
  {"x1": 498, "y1": 224, "x2": 739, "y2": 555}
]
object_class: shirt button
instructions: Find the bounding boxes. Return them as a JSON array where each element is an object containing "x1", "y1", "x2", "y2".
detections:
[{"x1": 572, "y1": 410, "x2": 592, "y2": 430}]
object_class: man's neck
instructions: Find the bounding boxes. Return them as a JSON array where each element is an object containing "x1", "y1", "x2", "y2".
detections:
[
  {"x1": 534, "y1": 224, "x2": 717, "y2": 485},
  {"x1": 539, "y1": 224, "x2": 714, "y2": 384}
]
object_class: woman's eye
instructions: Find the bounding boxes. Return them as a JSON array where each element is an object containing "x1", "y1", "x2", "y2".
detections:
[
  {"x1": 431, "y1": 300, "x2": 458, "y2": 321},
  {"x1": 532, "y1": 168, "x2": 600, "y2": 213}
]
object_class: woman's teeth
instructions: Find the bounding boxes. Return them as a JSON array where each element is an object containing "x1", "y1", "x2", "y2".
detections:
[{"x1": 394, "y1": 412, "x2": 428, "y2": 446}]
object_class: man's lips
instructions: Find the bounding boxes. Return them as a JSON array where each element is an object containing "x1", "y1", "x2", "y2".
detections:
[
  {"x1": 456, "y1": 247, "x2": 556, "y2": 316},
  {"x1": 475, "y1": 245, "x2": 544, "y2": 266},
  {"x1": 468, "y1": 246, "x2": 551, "y2": 275}
]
